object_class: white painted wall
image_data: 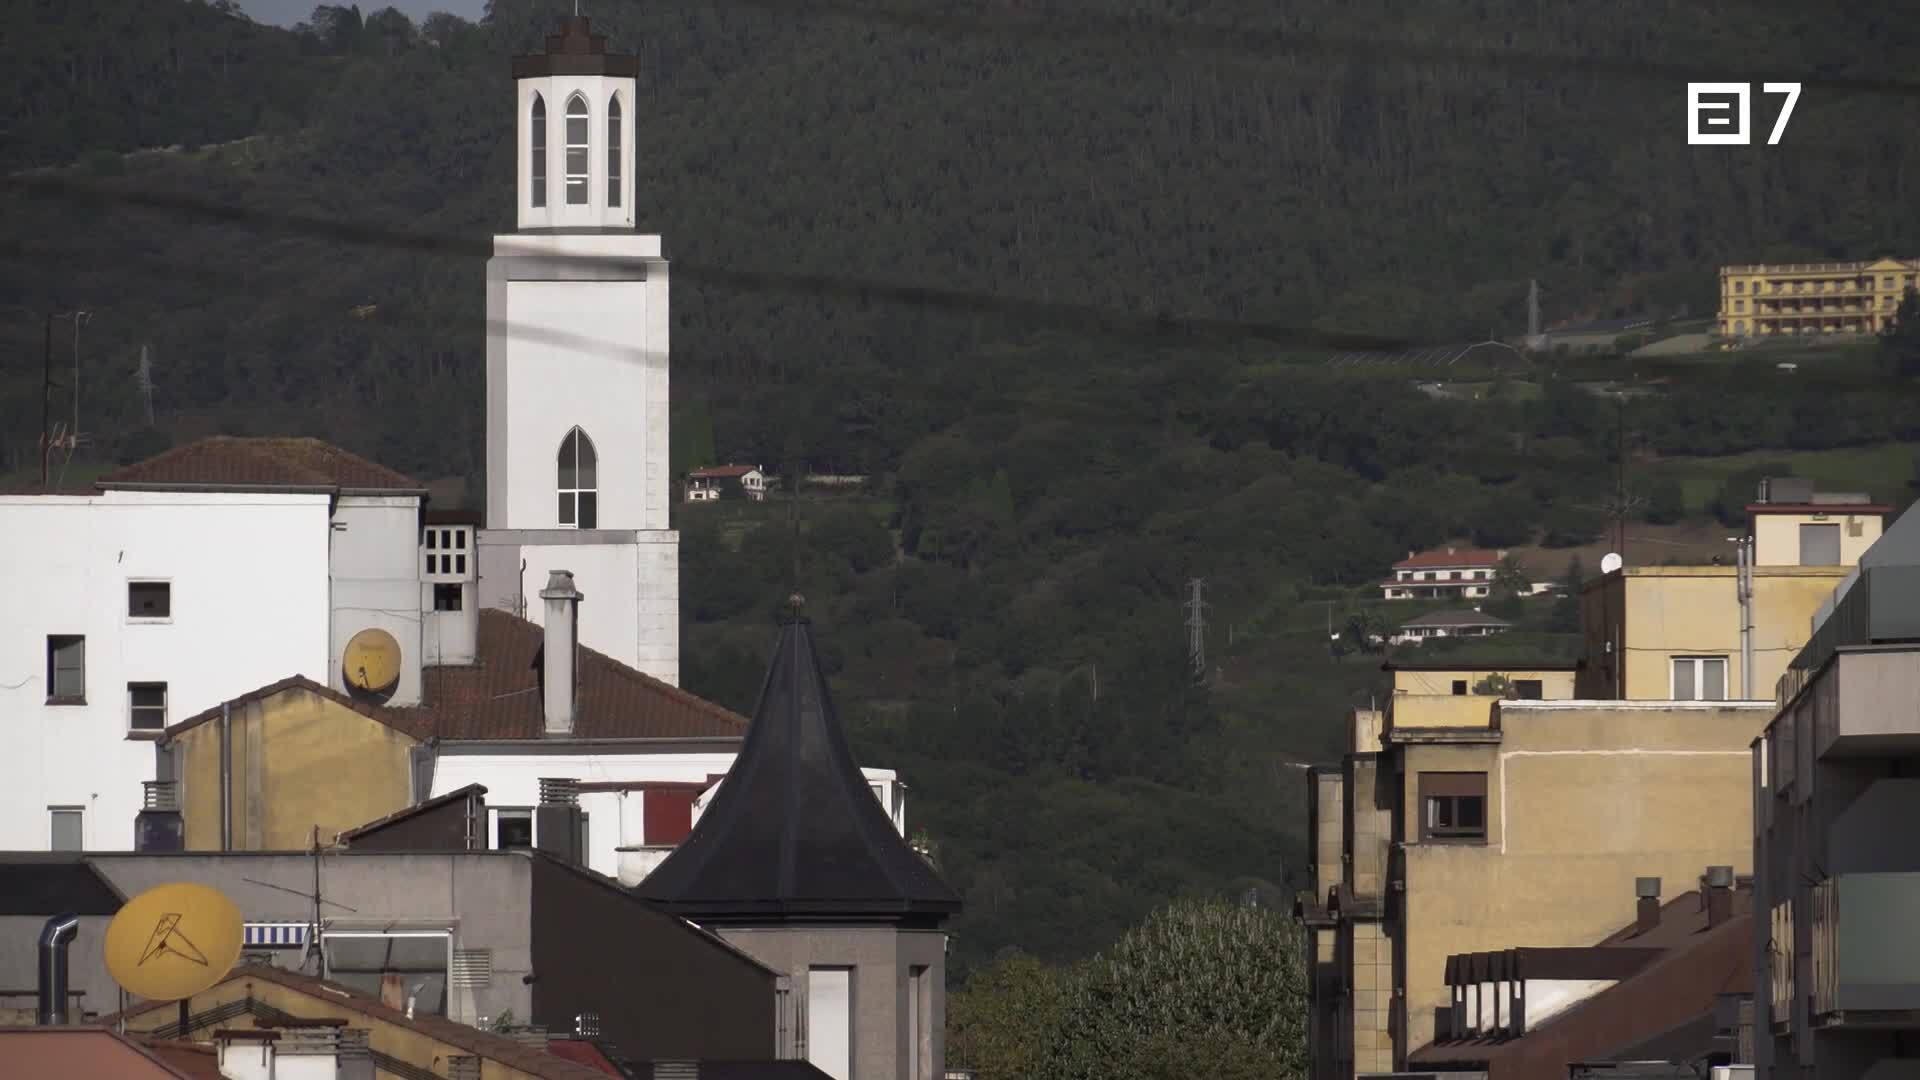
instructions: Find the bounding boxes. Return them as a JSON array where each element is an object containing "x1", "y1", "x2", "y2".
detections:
[
  {"x1": 429, "y1": 751, "x2": 905, "y2": 883},
  {"x1": 514, "y1": 535, "x2": 678, "y2": 686},
  {"x1": 0, "y1": 491, "x2": 333, "y2": 851},
  {"x1": 515, "y1": 74, "x2": 637, "y2": 231},
  {"x1": 1522, "y1": 978, "x2": 1617, "y2": 1027},
  {"x1": 329, "y1": 495, "x2": 426, "y2": 707}
]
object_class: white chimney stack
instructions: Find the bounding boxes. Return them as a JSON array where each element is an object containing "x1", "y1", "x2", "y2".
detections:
[{"x1": 541, "y1": 570, "x2": 583, "y2": 736}]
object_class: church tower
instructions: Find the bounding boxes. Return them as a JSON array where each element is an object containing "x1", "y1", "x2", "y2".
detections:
[{"x1": 478, "y1": 16, "x2": 679, "y2": 685}]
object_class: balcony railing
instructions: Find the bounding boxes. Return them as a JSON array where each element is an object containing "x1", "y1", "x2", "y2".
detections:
[{"x1": 1811, "y1": 874, "x2": 1920, "y2": 1023}]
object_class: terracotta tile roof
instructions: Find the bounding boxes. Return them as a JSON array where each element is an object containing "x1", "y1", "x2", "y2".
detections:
[
  {"x1": 547, "y1": 1039, "x2": 626, "y2": 1075},
  {"x1": 164, "y1": 612, "x2": 745, "y2": 745},
  {"x1": 99, "y1": 965, "x2": 613, "y2": 1080},
  {"x1": 0, "y1": 1028, "x2": 212, "y2": 1079},
  {"x1": 138, "y1": 1039, "x2": 225, "y2": 1080},
  {"x1": 99, "y1": 437, "x2": 422, "y2": 491},
  {"x1": 1393, "y1": 547, "x2": 1504, "y2": 570}
]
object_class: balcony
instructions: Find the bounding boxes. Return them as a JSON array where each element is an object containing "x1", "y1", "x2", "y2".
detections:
[
  {"x1": 1783, "y1": 564, "x2": 1920, "y2": 706},
  {"x1": 1811, "y1": 873, "x2": 1920, "y2": 1024}
]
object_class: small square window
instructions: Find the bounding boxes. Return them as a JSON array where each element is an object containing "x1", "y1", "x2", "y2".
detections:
[
  {"x1": 129, "y1": 682, "x2": 168, "y2": 731},
  {"x1": 128, "y1": 581, "x2": 171, "y2": 619},
  {"x1": 1419, "y1": 773, "x2": 1488, "y2": 843},
  {"x1": 434, "y1": 584, "x2": 463, "y2": 612},
  {"x1": 496, "y1": 809, "x2": 533, "y2": 850},
  {"x1": 1451, "y1": 680, "x2": 1468, "y2": 696},
  {"x1": 47, "y1": 635, "x2": 85, "y2": 702}
]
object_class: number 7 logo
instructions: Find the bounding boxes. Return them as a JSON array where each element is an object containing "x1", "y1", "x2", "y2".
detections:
[{"x1": 1761, "y1": 82, "x2": 1801, "y2": 145}]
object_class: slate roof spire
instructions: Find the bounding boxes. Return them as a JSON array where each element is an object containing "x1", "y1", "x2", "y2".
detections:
[{"x1": 634, "y1": 615, "x2": 961, "y2": 925}]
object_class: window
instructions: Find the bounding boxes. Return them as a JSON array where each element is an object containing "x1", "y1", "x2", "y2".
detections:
[
  {"x1": 643, "y1": 787, "x2": 697, "y2": 845},
  {"x1": 1735, "y1": 299, "x2": 1746, "y2": 313},
  {"x1": 324, "y1": 931, "x2": 450, "y2": 1017},
  {"x1": 557, "y1": 427, "x2": 598, "y2": 529},
  {"x1": 564, "y1": 94, "x2": 589, "y2": 205},
  {"x1": 1799, "y1": 523, "x2": 1841, "y2": 566},
  {"x1": 129, "y1": 682, "x2": 167, "y2": 731},
  {"x1": 1419, "y1": 773, "x2": 1487, "y2": 843},
  {"x1": 49, "y1": 807, "x2": 83, "y2": 851},
  {"x1": 1512, "y1": 679, "x2": 1544, "y2": 700},
  {"x1": 46, "y1": 635, "x2": 85, "y2": 702},
  {"x1": 128, "y1": 581, "x2": 171, "y2": 619},
  {"x1": 1672, "y1": 656, "x2": 1729, "y2": 701},
  {"x1": 530, "y1": 94, "x2": 547, "y2": 207},
  {"x1": 1736, "y1": 281, "x2": 1746, "y2": 293},
  {"x1": 607, "y1": 95, "x2": 623, "y2": 207},
  {"x1": 433, "y1": 584, "x2": 463, "y2": 612},
  {"x1": 423, "y1": 527, "x2": 469, "y2": 577},
  {"x1": 1451, "y1": 679, "x2": 1468, "y2": 696},
  {"x1": 495, "y1": 808, "x2": 533, "y2": 850},
  {"x1": 807, "y1": 967, "x2": 853, "y2": 1080}
]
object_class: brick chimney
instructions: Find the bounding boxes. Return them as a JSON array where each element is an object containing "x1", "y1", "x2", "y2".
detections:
[
  {"x1": 539, "y1": 571, "x2": 583, "y2": 736},
  {"x1": 1635, "y1": 877, "x2": 1661, "y2": 935},
  {"x1": 1705, "y1": 866, "x2": 1735, "y2": 928}
]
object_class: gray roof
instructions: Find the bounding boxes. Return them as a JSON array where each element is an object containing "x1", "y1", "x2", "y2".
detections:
[
  {"x1": 1399, "y1": 610, "x2": 1512, "y2": 629},
  {"x1": 634, "y1": 617, "x2": 961, "y2": 926}
]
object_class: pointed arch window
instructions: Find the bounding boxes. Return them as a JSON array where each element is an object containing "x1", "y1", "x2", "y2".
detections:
[
  {"x1": 529, "y1": 94, "x2": 547, "y2": 208},
  {"x1": 607, "y1": 95, "x2": 623, "y2": 208},
  {"x1": 564, "y1": 94, "x2": 590, "y2": 206},
  {"x1": 558, "y1": 428, "x2": 598, "y2": 529}
]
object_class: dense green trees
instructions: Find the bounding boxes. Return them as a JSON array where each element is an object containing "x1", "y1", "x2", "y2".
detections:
[{"x1": 952, "y1": 898, "x2": 1309, "y2": 1080}]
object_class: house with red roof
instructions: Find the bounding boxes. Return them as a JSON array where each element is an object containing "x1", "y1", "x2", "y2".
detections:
[{"x1": 1382, "y1": 546, "x2": 1513, "y2": 600}]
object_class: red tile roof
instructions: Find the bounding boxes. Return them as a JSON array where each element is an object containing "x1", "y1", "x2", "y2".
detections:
[
  {"x1": 166, "y1": 610, "x2": 745, "y2": 744},
  {"x1": 99, "y1": 437, "x2": 422, "y2": 491},
  {"x1": 547, "y1": 1039, "x2": 626, "y2": 1075},
  {"x1": 0, "y1": 1029, "x2": 212, "y2": 1079},
  {"x1": 1394, "y1": 547, "x2": 1504, "y2": 570},
  {"x1": 138, "y1": 1039, "x2": 225, "y2": 1080}
]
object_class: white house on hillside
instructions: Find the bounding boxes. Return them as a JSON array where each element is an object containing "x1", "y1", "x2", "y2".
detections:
[
  {"x1": 1381, "y1": 547, "x2": 1511, "y2": 600},
  {"x1": 1390, "y1": 609, "x2": 1512, "y2": 646},
  {"x1": 684, "y1": 465, "x2": 767, "y2": 503}
]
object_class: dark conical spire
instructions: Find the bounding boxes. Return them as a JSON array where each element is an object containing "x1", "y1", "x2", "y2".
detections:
[{"x1": 634, "y1": 616, "x2": 961, "y2": 925}]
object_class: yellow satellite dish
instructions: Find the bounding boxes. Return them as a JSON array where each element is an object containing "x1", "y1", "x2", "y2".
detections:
[
  {"x1": 103, "y1": 882, "x2": 245, "y2": 1002},
  {"x1": 342, "y1": 627, "x2": 402, "y2": 703}
]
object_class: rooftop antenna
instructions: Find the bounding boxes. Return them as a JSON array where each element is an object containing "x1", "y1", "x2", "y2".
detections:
[{"x1": 135, "y1": 344, "x2": 156, "y2": 427}]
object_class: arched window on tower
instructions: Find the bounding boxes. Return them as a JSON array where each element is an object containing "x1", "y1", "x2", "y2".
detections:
[
  {"x1": 607, "y1": 95, "x2": 623, "y2": 208},
  {"x1": 565, "y1": 94, "x2": 590, "y2": 206},
  {"x1": 529, "y1": 94, "x2": 547, "y2": 208},
  {"x1": 558, "y1": 428, "x2": 598, "y2": 529}
]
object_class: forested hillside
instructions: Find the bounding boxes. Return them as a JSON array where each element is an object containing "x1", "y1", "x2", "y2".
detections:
[{"x1": 7, "y1": 0, "x2": 1920, "y2": 975}]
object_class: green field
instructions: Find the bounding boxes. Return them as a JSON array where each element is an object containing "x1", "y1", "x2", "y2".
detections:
[{"x1": 1657, "y1": 442, "x2": 1918, "y2": 513}]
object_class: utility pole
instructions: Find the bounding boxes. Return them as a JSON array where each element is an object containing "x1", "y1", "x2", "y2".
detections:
[
  {"x1": 71, "y1": 312, "x2": 88, "y2": 447},
  {"x1": 1735, "y1": 535, "x2": 1755, "y2": 699},
  {"x1": 135, "y1": 344, "x2": 156, "y2": 426},
  {"x1": 41, "y1": 313, "x2": 53, "y2": 489},
  {"x1": 1184, "y1": 578, "x2": 1208, "y2": 678}
]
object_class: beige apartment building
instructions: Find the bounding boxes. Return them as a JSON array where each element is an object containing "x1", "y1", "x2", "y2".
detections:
[{"x1": 1718, "y1": 257, "x2": 1920, "y2": 338}]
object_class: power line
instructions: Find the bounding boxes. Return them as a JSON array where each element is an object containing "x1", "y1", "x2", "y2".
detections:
[{"x1": 3, "y1": 174, "x2": 1413, "y2": 355}]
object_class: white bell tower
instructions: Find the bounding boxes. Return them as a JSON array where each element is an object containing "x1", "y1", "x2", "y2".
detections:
[{"x1": 479, "y1": 15, "x2": 679, "y2": 686}]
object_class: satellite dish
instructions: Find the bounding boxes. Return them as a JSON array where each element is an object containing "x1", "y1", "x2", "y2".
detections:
[
  {"x1": 103, "y1": 882, "x2": 244, "y2": 1002},
  {"x1": 342, "y1": 627, "x2": 402, "y2": 703},
  {"x1": 1600, "y1": 552, "x2": 1624, "y2": 575}
]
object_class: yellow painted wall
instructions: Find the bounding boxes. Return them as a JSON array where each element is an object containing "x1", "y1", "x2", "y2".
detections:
[
  {"x1": 1577, "y1": 566, "x2": 1847, "y2": 701},
  {"x1": 119, "y1": 975, "x2": 554, "y2": 1079},
  {"x1": 1752, "y1": 510, "x2": 1883, "y2": 567},
  {"x1": 173, "y1": 686, "x2": 416, "y2": 850},
  {"x1": 1389, "y1": 694, "x2": 1499, "y2": 730},
  {"x1": 1391, "y1": 702, "x2": 1771, "y2": 1059},
  {"x1": 1391, "y1": 668, "x2": 1576, "y2": 698}
]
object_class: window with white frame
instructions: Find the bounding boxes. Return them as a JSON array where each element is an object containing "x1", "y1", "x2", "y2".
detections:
[
  {"x1": 49, "y1": 807, "x2": 83, "y2": 851},
  {"x1": 1672, "y1": 656, "x2": 1729, "y2": 701},
  {"x1": 557, "y1": 427, "x2": 598, "y2": 528},
  {"x1": 129, "y1": 682, "x2": 167, "y2": 732},
  {"x1": 423, "y1": 526, "x2": 470, "y2": 578},
  {"x1": 564, "y1": 94, "x2": 590, "y2": 205},
  {"x1": 530, "y1": 94, "x2": 547, "y2": 207},
  {"x1": 607, "y1": 95, "x2": 623, "y2": 207},
  {"x1": 323, "y1": 931, "x2": 451, "y2": 1017},
  {"x1": 46, "y1": 635, "x2": 85, "y2": 702},
  {"x1": 128, "y1": 580, "x2": 172, "y2": 619}
]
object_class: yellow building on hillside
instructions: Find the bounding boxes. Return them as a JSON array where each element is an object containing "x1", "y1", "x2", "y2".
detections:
[{"x1": 1718, "y1": 257, "x2": 1920, "y2": 338}]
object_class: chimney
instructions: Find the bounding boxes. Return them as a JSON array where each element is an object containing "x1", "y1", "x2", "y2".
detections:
[
  {"x1": 535, "y1": 777, "x2": 584, "y2": 864},
  {"x1": 214, "y1": 1029, "x2": 280, "y2": 1080},
  {"x1": 1705, "y1": 865, "x2": 1735, "y2": 928},
  {"x1": 539, "y1": 571, "x2": 583, "y2": 736},
  {"x1": 1634, "y1": 877, "x2": 1661, "y2": 935},
  {"x1": 37, "y1": 913, "x2": 79, "y2": 1025}
]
